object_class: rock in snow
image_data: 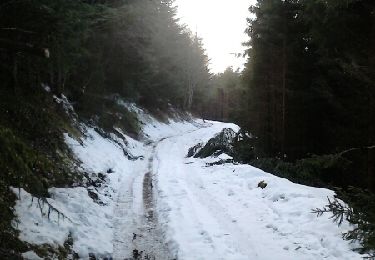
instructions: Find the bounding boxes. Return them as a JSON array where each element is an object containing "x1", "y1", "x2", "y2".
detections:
[{"x1": 13, "y1": 104, "x2": 364, "y2": 259}]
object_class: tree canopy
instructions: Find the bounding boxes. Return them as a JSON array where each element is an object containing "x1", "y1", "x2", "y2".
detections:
[
  {"x1": 242, "y1": 0, "x2": 375, "y2": 159},
  {"x1": 0, "y1": 0, "x2": 210, "y2": 110}
]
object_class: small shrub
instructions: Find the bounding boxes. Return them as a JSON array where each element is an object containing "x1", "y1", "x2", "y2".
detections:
[
  {"x1": 193, "y1": 128, "x2": 236, "y2": 158},
  {"x1": 233, "y1": 129, "x2": 256, "y2": 163},
  {"x1": 250, "y1": 153, "x2": 350, "y2": 188},
  {"x1": 313, "y1": 187, "x2": 375, "y2": 256}
]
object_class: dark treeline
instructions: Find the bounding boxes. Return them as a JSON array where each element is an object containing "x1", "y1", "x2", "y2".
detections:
[
  {"x1": 232, "y1": 0, "x2": 375, "y2": 194},
  {"x1": 234, "y1": 1, "x2": 375, "y2": 252},
  {"x1": 202, "y1": 67, "x2": 245, "y2": 122},
  {"x1": 241, "y1": 0, "x2": 375, "y2": 160},
  {"x1": 0, "y1": 0, "x2": 210, "y2": 110}
]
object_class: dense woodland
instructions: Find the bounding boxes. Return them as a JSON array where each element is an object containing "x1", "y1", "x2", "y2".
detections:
[
  {"x1": 239, "y1": 0, "x2": 375, "y2": 190},
  {"x1": 207, "y1": 0, "x2": 375, "y2": 188},
  {"x1": 242, "y1": 0, "x2": 375, "y2": 160},
  {"x1": 0, "y1": 0, "x2": 210, "y2": 109},
  {"x1": 1, "y1": 0, "x2": 375, "y2": 257}
]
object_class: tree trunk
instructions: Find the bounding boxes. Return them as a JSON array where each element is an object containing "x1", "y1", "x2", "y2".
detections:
[
  {"x1": 368, "y1": 5, "x2": 375, "y2": 190},
  {"x1": 57, "y1": 50, "x2": 63, "y2": 94},
  {"x1": 217, "y1": 88, "x2": 224, "y2": 121},
  {"x1": 281, "y1": 3, "x2": 288, "y2": 157},
  {"x1": 12, "y1": 53, "x2": 18, "y2": 94}
]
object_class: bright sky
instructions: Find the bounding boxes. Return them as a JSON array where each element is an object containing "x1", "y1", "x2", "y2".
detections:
[{"x1": 175, "y1": 0, "x2": 256, "y2": 74}]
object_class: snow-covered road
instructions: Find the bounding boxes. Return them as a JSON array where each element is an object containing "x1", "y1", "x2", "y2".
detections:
[
  {"x1": 152, "y1": 122, "x2": 362, "y2": 260},
  {"x1": 15, "y1": 112, "x2": 364, "y2": 259}
]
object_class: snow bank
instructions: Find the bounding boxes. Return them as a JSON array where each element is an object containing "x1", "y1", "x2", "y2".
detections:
[
  {"x1": 14, "y1": 187, "x2": 114, "y2": 258},
  {"x1": 22, "y1": 251, "x2": 43, "y2": 260},
  {"x1": 14, "y1": 125, "x2": 147, "y2": 258},
  {"x1": 117, "y1": 100, "x2": 207, "y2": 140}
]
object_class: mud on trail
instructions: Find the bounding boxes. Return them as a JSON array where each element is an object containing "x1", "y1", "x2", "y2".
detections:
[{"x1": 113, "y1": 141, "x2": 173, "y2": 260}]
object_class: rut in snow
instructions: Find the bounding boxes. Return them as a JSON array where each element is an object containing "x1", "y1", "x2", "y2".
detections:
[{"x1": 113, "y1": 142, "x2": 172, "y2": 260}]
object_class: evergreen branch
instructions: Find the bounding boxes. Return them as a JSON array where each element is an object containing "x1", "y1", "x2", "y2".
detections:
[{"x1": 34, "y1": 196, "x2": 74, "y2": 224}]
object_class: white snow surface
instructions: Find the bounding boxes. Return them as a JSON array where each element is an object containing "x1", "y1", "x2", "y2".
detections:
[
  {"x1": 13, "y1": 104, "x2": 363, "y2": 259},
  {"x1": 154, "y1": 125, "x2": 361, "y2": 260},
  {"x1": 22, "y1": 251, "x2": 43, "y2": 260}
]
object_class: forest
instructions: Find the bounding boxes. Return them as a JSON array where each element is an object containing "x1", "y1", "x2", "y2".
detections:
[{"x1": 0, "y1": 0, "x2": 375, "y2": 258}]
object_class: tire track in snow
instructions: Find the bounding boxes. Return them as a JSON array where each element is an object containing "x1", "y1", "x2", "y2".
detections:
[
  {"x1": 113, "y1": 126, "x2": 207, "y2": 259},
  {"x1": 113, "y1": 157, "x2": 145, "y2": 259},
  {"x1": 182, "y1": 167, "x2": 260, "y2": 258},
  {"x1": 152, "y1": 126, "x2": 260, "y2": 259},
  {"x1": 113, "y1": 142, "x2": 173, "y2": 260},
  {"x1": 154, "y1": 134, "x2": 249, "y2": 259}
]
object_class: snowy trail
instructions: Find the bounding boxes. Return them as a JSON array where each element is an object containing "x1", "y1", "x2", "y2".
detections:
[
  {"x1": 154, "y1": 125, "x2": 257, "y2": 260},
  {"x1": 112, "y1": 126, "x2": 206, "y2": 259},
  {"x1": 153, "y1": 123, "x2": 363, "y2": 260},
  {"x1": 112, "y1": 152, "x2": 147, "y2": 259},
  {"x1": 14, "y1": 118, "x2": 365, "y2": 259}
]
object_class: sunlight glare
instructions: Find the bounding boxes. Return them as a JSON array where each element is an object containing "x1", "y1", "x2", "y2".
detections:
[{"x1": 175, "y1": 0, "x2": 255, "y2": 73}]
